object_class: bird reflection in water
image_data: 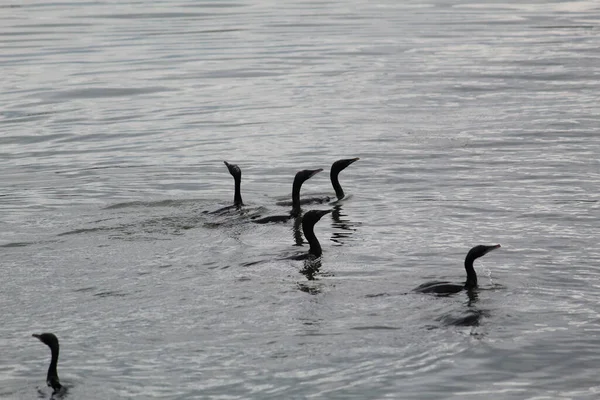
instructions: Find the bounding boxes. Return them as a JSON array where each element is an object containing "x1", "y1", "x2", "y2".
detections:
[
  {"x1": 292, "y1": 214, "x2": 303, "y2": 247},
  {"x1": 300, "y1": 258, "x2": 322, "y2": 281},
  {"x1": 438, "y1": 290, "x2": 490, "y2": 328},
  {"x1": 331, "y1": 204, "x2": 359, "y2": 245},
  {"x1": 297, "y1": 259, "x2": 323, "y2": 294}
]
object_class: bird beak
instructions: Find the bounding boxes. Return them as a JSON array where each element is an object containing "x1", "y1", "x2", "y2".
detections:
[
  {"x1": 487, "y1": 244, "x2": 501, "y2": 254},
  {"x1": 318, "y1": 209, "x2": 332, "y2": 218},
  {"x1": 309, "y1": 168, "x2": 323, "y2": 178},
  {"x1": 32, "y1": 334, "x2": 41, "y2": 339}
]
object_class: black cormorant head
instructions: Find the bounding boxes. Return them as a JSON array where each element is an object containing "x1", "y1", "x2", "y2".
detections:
[
  {"x1": 466, "y1": 244, "x2": 501, "y2": 260},
  {"x1": 302, "y1": 209, "x2": 332, "y2": 230},
  {"x1": 223, "y1": 161, "x2": 242, "y2": 179},
  {"x1": 294, "y1": 168, "x2": 323, "y2": 184},
  {"x1": 331, "y1": 157, "x2": 359, "y2": 175},
  {"x1": 33, "y1": 333, "x2": 59, "y2": 350}
]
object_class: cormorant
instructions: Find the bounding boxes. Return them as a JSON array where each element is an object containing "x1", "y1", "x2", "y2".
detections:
[
  {"x1": 253, "y1": 169, "x2": 322, "y2": 223},
  {"x1": 278, "y1": 158, "x2": 359, "y2": 205},
  {"x1": 32, "y1": 333, "x2": 62, "y2": 394},
  {"x1": 224, "y1": 161, "x2": 243, "y2": 208},
  {"x1": 413, "y1": 244, "x2": 501, "y2": 294},
  {"x1": 302, "y1": 209, "x2": 332, "y2": 258},
  {"x1": 287, "y1": 209, "x2": 332, "y2": 260},
  {"x1": 206, "y1": 161, "x2": 244, "y2": 214},
  {"x1": 330, "y1": 157, "x2": 359, "y2": 200}
]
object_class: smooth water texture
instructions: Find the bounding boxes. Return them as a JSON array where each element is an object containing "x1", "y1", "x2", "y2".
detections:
[{"x1": 2, "y1": 0, "x2": 600, "y2": 399}]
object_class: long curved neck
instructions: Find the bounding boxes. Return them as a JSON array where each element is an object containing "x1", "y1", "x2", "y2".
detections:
[
  {"x1": 303, "y1": 223, "x2": 322, "y2": 258},
  {"x1": 47, "y1": 346, "x2": 61, "y2": 390},
  {"x1": 464, "y1": 255, "x2": 478, "y2": 289},
  {"x1": 233, "y1": 176, "x2": 243, "y2": 206},
  {"x1": 330, "y1": 169, "x2": 344, "y2": 200},
  {"x1": 292, "y1": 178, "x2": 303, "y2": 211}
]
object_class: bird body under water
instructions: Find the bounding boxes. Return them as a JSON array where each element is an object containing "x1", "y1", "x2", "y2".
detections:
[
  {"x1": 32, "y1": 333, "x2": 62, "y2": 394},
  {"x1": 253, "y1": 168, "x2": 322, "y2": 224},
  {"x1": 414, "y1": 244, "x2": 501, "y2": 295}
]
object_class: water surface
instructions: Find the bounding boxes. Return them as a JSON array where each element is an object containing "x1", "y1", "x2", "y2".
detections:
[{"x1": 2, "y1": 0, "x2": 600, "y2": 399}]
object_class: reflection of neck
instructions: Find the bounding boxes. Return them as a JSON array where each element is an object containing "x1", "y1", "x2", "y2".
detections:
[
  {"x1": 233, "y1": 177, "x2": 243, "y2": 206},
  {"x1": 332, "y1": 204, "x2": 342, "y2": 222},
  {"x1": 301, "y1": 259, "x2": 321, "y2": 281},
  {"x1": 464, "y1": 255, "x2": 478, "y2": 289},
  {"x1": 303, "y1": 223, "x2": 322, "y2": 258},
  {"x1": 293, "y1": 216, "x2": 303, "y2": 246},
  {"x1": 331, "y1": 169, "x2": 344, "y2": 200}
]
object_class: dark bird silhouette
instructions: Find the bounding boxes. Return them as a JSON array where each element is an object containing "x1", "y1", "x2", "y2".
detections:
[
  {"x1": 32, "y1": 333, "x2": 62, "y2": 394},
  {"x1": 287, "y1": 209, "x2": 332, "y2": 261},
  {"x1": 414, "y1": 244, "x2": 501, "y2": 295},
  {"x1": 329, "y1": 157, "x2": 359, "y2": 200},
  {"x1": 279, "y1": 158, "x2": 360, "y2": 205},
  {"x1": 224, "y1": 161, "x2": 243, "y2": 208},
  {"x1": 302, "y1": 209, "x2": 331, "y2": 259},
  {"x1": 253, "y1": 169, "x2": 322, "y2": 223},
  {"x1": 205, "y1": 161, "x2": 245, "y2": 214}
]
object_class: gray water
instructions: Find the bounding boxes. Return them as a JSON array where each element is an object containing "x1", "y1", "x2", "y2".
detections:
[{"x1": 2, "y1": 0, "x2": 600, "y2": 398}]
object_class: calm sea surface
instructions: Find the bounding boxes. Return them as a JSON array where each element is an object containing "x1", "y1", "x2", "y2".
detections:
[{"x1": 2, "y1": 0, "x2": 600, "y2": 399}]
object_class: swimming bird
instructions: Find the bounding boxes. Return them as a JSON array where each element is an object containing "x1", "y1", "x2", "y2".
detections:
[
  {"x1": 32, "y1": 333, "x2": 62, "y2": 394},
  {"x1": 206, "y1": 161, "x2": 244, "y2": 214},
  {"x1": 253, "y1": 168, "x2": 322, "y2": 223},
  {"x1": 329, "y1": 157, "x2": 359, "y2": 200},
  {"x1": 302, "y1": 209, "x2": 332, "y2": 258},
  {"x1": 413, "y1": 244, "x2": 501, "y2": 295},
  {"x1": 224, "y1": 161, "x2": 243, "y2": 208},
  {"x1": 286, "y1": 209, "x2": 332, "y2": 260},
  {"x1": 297, "y1": 209, "x2": 332, "y2": 280},
  {"x1": 278, "y1": 158, "x2": 359, "y2": 205}
]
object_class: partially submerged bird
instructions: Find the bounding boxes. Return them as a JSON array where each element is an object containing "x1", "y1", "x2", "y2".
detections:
[
  {"x1": 286, "y1": 209, "x2": 332, "y2": 261},
  {"x1": 32, "y1": 333, "x2": 63, "y2": 394},
  {"x1": 279, "y1": 158, "x2": 360, "y2": 205},
  {"x1": 208, "y1": 161, "x2": 244, "y2": 214},
  {"x1": 253, "y1": 169, "x2": 322, "y2": 223},
  {"x1": 224, "y1": 161, "x2": 243, "y2": 208},
  {"x1": 329, "y1": 157, "x2": 359, "y2": 200},
  {"x1": 303, "y1": 209, "x2": 332, "y2": 259},
  {"x1": 414, "y1": 244, "x2": 501, "y2": 295},
  {"x1": 296, "y1": 209, "x2": 332, "y2": 280}
]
